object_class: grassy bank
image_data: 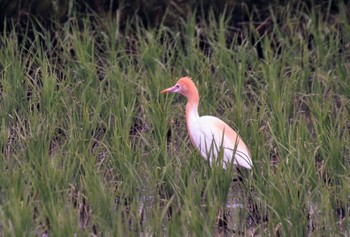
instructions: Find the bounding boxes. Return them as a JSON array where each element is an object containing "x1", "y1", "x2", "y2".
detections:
[{"x1": 0, "y1": 4, "x2": 349, "y2": 236}]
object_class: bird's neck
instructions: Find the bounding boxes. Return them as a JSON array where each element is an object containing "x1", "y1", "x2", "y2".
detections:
[
  {"x1": 184, "y1": 89, "x2": 200, "y2": 146},
  {"x1": 185, "y1": 86, "x2": 199, "y2": 117},
  {"x1": 185, "y1": 100, "x2": 199, "y2": 146},
  {"x1": 186, "y1": 100, "x2": 199, "y2": 115},
  {"x1": 185, "y1": 98, "x2": 200, "y2": 126}
]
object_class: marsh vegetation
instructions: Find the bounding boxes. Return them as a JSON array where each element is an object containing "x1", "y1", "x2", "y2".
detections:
[{"x1": 0, "y1": 1, "x2": 349, "y2": 236}]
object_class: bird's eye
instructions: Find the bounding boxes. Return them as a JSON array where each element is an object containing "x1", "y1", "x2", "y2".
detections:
[{"x1": 175, "y1": 85, "x2": 180, "y2": 89}]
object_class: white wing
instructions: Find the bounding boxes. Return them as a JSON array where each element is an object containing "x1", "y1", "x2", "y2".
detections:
[{"x1": 188, "y1": 115, "x2": 252, "y2": 169}]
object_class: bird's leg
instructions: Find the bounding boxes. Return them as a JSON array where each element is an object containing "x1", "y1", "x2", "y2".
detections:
[{"x1": 216, "y1": 207, "x2": 228, "y2": 229}]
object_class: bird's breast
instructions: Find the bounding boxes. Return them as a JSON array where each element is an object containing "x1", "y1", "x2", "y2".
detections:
[{"x1": 186, "y1": 116, "x2": 222, "y2": 152}]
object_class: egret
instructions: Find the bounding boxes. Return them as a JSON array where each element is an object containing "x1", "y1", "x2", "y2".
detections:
[{"x1": 161, "y1": 76, "x2": 252, "y2": 169}]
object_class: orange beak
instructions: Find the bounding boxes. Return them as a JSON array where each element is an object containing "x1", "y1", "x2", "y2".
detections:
[{"x1": 161, "y1": 85, "x2": 177, "y2": 94}]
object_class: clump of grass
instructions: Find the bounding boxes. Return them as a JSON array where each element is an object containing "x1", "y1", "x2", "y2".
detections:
[{"x1": 0, "y1": 3, "x2": 349, "y2": 236}]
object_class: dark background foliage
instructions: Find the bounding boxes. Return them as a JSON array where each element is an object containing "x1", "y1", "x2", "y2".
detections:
[{"x1": 0, "y1": 0, "x2": 348, "y2": 30}]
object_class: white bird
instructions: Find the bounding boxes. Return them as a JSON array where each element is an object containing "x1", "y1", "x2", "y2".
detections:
[{"x1": 161, "y1": 76, "x2": 252, "y2": 169}]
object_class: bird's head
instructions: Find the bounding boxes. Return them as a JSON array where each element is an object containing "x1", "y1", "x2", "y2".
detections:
[{"x1": 161, "y1": 76, "x2": 198, "y2": 100}]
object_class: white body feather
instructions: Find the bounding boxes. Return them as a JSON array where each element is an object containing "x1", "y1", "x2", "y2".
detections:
[{"x1": 187, "y1": 113, "x2": 252, "y2": 169}]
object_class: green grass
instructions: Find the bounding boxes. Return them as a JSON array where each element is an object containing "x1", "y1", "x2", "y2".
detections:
[{"x1": 0, "y1": 4, "x2": 350, "y2": 236}]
